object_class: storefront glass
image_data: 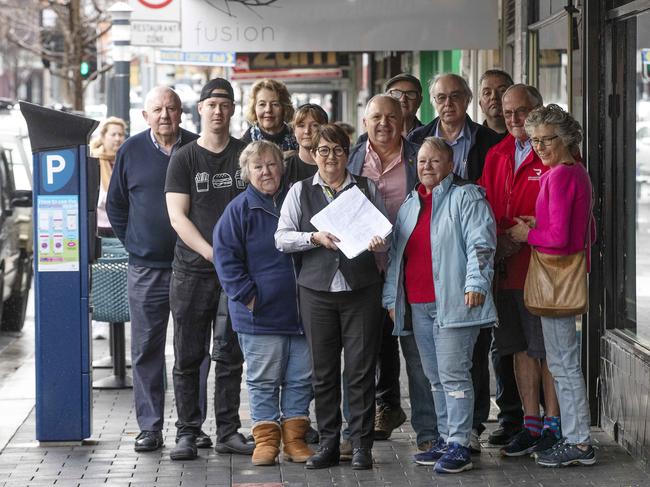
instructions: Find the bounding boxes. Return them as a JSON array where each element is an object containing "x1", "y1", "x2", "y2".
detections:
[{"x1": 626, "y1": 9, "x2": 650, "y2": 345}]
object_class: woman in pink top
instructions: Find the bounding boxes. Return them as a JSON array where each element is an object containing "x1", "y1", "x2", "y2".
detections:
[{"x1": 508, "y1": 104, "x2": 595, "y2": 468}]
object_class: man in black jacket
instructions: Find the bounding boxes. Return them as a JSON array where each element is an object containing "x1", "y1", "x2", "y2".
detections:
[
  {"x1": 408, "y1": 73, "x2": 501, "y2": 452},
  {"x1": 408, "y1": 73, "x2": 501, "y2": 182}
]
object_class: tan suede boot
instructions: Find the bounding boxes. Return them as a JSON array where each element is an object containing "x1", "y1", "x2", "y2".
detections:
[
  {"x1": 281, "y1": 417, "x2": 315, "y2": 463},
  {"x1": 251, "y1": 422, "x2": 281, "y2": 466}
]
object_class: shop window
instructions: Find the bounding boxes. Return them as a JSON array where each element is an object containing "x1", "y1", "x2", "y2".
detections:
[{"x1": 622, "y1": 9, "x2": 650, "y2": 345}]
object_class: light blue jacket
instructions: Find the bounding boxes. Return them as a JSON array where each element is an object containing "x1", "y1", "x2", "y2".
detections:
[{"x1": 382, "y1": 173, "x2": 498, "y2": 333}]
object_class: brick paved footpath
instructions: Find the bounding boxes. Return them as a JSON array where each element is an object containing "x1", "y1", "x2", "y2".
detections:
[{"x1": 1, "y1": 332, "x2": 649, "y2": 487}]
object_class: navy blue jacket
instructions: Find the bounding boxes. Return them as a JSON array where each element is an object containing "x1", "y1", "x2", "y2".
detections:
[
  {"x1": 346, "y1": 137, "x2": 420, "y2": 193},
  {"x1": 213, "y1": 184, "x2": 302, "y2": 335},
  {"x1": 407, "y1": 115, "x2": 502, "y2": 182},
  {"x1": 107, "y1": 128, "x2": 198, "y2": 268}
]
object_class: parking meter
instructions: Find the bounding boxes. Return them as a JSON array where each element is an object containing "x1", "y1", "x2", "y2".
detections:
[{"x1": 20, "y1": 102, "x2": 99, "y2": 441}]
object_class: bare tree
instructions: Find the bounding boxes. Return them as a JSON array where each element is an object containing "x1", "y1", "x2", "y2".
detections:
[{"x1": 0, "y1": 0, "x2": 113, "y2": 111}]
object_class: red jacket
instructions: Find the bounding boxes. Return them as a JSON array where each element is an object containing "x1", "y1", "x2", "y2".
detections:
[{"x1": 478, "y1": 134, "x2": 549, "y2": 289}]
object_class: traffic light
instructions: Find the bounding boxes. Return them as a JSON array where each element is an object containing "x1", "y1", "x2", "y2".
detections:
[{"x1": 80, "y1": 55, "x2": 97, "y2": 80}]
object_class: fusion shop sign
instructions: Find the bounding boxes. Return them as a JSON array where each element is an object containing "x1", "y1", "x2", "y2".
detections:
[{"x1": 182, "y1": 0, "x2": 499, "y2": 52}]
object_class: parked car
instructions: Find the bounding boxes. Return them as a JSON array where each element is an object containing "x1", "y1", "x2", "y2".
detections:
[{"x1": 0, "y1": 101, "x2": 33, "y2": 332}]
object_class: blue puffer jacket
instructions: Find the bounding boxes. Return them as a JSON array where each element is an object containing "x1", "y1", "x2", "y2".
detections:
[
  {"x1": 383, "y1": 174, "x2": 498, "y2": 333},
  {"x1": 213, "y1": 184, "x2": 301, "y2": 335}
]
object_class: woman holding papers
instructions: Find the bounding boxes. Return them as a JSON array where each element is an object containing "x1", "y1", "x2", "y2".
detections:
[
  {"x1": 214, "y1": 141, "x2": 314, "y2": 467},
  {"x1": 383, "y1": 136, "x2": 497, "y2": 474},
  {"x1": 275, "y1": 124, "x2": 388, "y2": 470}
]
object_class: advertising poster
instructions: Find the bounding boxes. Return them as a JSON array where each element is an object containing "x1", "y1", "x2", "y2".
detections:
[{"x1": 37, "y1": 195, "x2": 79, "y2": 272}]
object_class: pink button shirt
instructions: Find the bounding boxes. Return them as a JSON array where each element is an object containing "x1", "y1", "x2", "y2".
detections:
[{"x1": 362, "y1": 141, "x2": 407, "y2": 225}]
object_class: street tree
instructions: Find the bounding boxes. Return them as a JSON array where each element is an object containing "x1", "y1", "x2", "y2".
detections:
[{"x1": 0, "y1": 0, "x2": 113, "y2": 111}]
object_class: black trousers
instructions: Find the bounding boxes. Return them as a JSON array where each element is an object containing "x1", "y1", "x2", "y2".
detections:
[
  {"x1": 470, "y1": 327, "x2": 492, "y2": 433},
  {"x1": 375, "y1": 310, "x2": 401, "y2": 408},
  {"x1": 170, "y1": 269, "x2": 243, "y2": 439},
  {"x1": 300, "y1": 284, "x2": 382, "y2": 449}
]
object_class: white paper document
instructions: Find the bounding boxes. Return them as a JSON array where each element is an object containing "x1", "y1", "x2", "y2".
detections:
[{"x1": 310, "y1": 185, "x2": 392, "y2": 259}]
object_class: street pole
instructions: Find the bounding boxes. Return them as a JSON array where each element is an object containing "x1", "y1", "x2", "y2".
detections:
[{"x1": 107, "y1": 2, "x2": 133, "y2": 133}]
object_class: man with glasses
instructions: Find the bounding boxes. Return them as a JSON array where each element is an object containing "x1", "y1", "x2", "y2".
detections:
[
  {"x1": 479, "y1": 85, "x2": 562, "y2": 457},
  {"x1": 347, "y1": 95, "x2": 438, "y2": 453},
  {"x1": 478, "y1": 69, "x2": 513, "y2": 135},
  {"x1": 358, "y1": 73, "x2": 424, "y2": 144},
  {"x1": 408, "y1": 73, "x2": 502, "y2": 453}
]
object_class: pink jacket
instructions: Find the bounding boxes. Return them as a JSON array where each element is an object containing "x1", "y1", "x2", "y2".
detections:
[{"x1": 528, "y1": 162, "x2": 594, "y2": 257}]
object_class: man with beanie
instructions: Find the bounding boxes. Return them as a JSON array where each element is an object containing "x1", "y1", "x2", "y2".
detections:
[{"x1": 165, "y1": 78, "x2": 252, "y2": 460}]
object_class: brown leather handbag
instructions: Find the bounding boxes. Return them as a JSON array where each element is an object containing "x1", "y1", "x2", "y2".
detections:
[
  {"x1": 524, "y1": 248, "x2": 587, "y2": 317},
  {"x1": 524, "y1": 194, "x2": 592, "y2": 317}
]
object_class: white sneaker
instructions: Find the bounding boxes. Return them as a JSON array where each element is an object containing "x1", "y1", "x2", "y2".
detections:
[{"x1": 469, "y1": 428, "x2": 481, "y2": 453}]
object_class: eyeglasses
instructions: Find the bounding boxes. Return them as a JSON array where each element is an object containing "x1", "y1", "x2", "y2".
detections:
[
  {"x1": 433, "y1": 92, "x2": 465, "y2": 104},
  {"x1": 503, "y1": 107, "x2": 530, "y2": 120},
  {"x1": 387, "y1": 89, "x2": 419, "y2": 101},
  {"x1": 316, "y1": 145, "x2": 346, "y2": 157},
  {"x1": 530, "y1": 135, "x2": 559, "y2": 147}
]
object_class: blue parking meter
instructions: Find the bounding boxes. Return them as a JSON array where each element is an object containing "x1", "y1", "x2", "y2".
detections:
[{"x1": 20, "y1": 102, "x2": 99, "y2": 441}]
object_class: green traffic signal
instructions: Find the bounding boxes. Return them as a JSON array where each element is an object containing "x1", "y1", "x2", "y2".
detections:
[{"x1": 80, "y1": 61, "x2": 90, "y2": 78}]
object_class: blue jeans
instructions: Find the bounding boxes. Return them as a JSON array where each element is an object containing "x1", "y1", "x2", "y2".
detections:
[
  {"x1": 411, "y1": 302, "x2": 480, "y2": 447},
  {"x1": 540, "y1": 316, "x2": 591, "y2": 444},
  {"x1": 238, "y1": 333, "x2": 312, "y2": 424}
]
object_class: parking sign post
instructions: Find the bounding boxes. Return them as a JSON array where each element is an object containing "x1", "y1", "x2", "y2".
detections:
[{"x1": 20, "y1": 102, "x2": 99, "y2": 441}]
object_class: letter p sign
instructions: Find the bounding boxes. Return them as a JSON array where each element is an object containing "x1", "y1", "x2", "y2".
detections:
[
  {"x1": 40, "y1": 149, "x2": 75, "y2": 192},
  {"x1": 46, "y1": 155, "x2": 66, "y2": 185}
]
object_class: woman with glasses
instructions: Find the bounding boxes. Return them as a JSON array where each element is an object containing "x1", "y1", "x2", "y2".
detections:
[
  {"x1": 242, "y1": 78, "x2": 298, "y2": 151},
  {"x1": 284, "y1": 104, "x2": 329, "y2": 185},
  {"x1": 508, "y1": 104, "x2": 596, "y2": 468},
  {"x1": 383, "y1": 136, "x2": 497, "y2": 474},
  {"x1": 275, "y1": 124, "x2": 388, "y2": 470}
]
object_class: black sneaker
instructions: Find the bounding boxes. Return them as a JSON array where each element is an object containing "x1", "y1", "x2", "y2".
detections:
[
  {"x1": 535, "y1": 439, "x2": 596, "y2": 467},
  {"x1": 488, "y1": 423, "x2": 522, "y2": 445},
  {"x1": 195, "y1": 430, "x2": 213, "y2": 449},
  {"x1": 531, "y1": 429, "x2": 560, "y2": 456},
  {"x1": 501, "y1": 429, "x2": 540, "y2": 457}
]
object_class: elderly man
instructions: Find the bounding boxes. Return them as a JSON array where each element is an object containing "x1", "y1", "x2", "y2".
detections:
[
  {"x1": 478, "y1": 69, "x2": 513, "y2": 135},
  {"x1": 165, "y1": 78, "x2": 252, "y2": 460},
  {"x1": 479, "y1": 84, "x2": 561, "y2": 457},
  {"x1": 358, "y1": 73, "x2": 424, "y2": 144},
  {"x1": 347, "y1": 95, "x2": 437, "y2": 452},
  {"x1": 107, "y1": 86, "x2": 199, "y2": 452},
  {"x1": 408, "y1": 73, "x2": 501, "y2": 451},
  {"x1": 477, "y1": 68, "x2": 523, "y2": 446}
]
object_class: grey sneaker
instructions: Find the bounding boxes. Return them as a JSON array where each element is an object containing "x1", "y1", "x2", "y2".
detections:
[
  {"x1": 469, "y1": 428, "x2": 481, "y2": 453},
  {"x1": 535, "y1": 439, "x2": 596, "y2": 467},
  {"x1": 340, "y1": 439, "x2": 353, "y2": 461}
]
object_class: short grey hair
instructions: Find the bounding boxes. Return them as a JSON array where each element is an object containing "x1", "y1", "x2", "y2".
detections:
[
  {"x1": 238, "y1": 140, "x2": 284, "y2": 183},
  {"x1": 428, "y1": 73, "x2": 473, "y2": 103},
  {"x1": 421, "y1": 136, "x2": 454, "y2": 162},
  {"x1": 524, "y1": 104, "x2": 582, "y2": 154},
  {"x1": 144, "y1": 86, "x2": 181, "y2": 112},
  {"x1": 364, "y1": 94, "x2": 401, "y2": 116},
  {"x1": 503, "y1": 84, "x2": 544, "y2": 108}
]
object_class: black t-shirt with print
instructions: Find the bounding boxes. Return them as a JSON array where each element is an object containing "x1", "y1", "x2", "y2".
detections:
[{"x1": 165, "y1": 137, "x2": 246, "y2": 274}]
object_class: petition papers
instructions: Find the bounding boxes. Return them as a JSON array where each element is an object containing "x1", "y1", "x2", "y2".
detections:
[{"x1": 310, "y1": 185, "x2": 392, "y2": 259}]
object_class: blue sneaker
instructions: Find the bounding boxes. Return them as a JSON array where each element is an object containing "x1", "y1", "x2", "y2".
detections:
[
  {"x1": 535, "y1": 438, "x2": 596, "y2": 467},
  {"x1": 434, "y1": 442, "x2": 473, "y2": 473},
  {"x1": 413, "y1": 436, "x2": 447, "y2": 466}
]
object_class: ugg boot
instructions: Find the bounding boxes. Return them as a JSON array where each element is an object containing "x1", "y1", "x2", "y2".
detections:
[
  {"x1": 251, "y1": 422, "x2": 281, "y2": 466},
  {"x1": 282, "y1": 417, "x2": 315, "y2": 463}
]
